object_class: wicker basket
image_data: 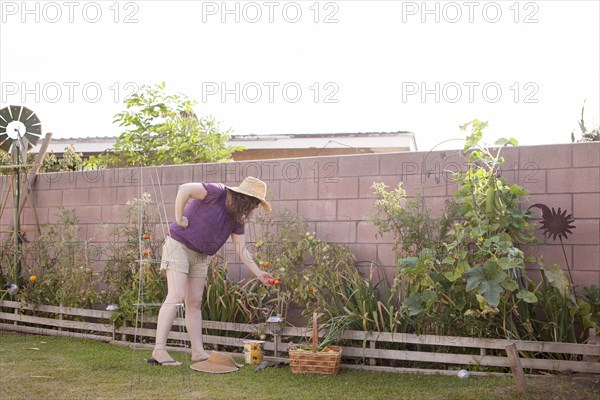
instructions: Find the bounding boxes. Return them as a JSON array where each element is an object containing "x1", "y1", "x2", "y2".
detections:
[{"x1": 288, "y1": 313, "x2": 342, "y2": 375}]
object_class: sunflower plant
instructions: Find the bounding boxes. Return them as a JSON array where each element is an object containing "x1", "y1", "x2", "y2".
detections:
[{"x1": 443, "y1": 120, "x2": 538, "y2": 316}]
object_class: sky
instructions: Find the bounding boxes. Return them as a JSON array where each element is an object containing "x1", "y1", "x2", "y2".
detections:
[{"x1": 1, "y1": 0, "x2": 599, "y2": 151}]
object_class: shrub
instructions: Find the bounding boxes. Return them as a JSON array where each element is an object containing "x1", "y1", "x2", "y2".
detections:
[{"x1": 15, "y1": 208, "x2": 102, "y2": 309}]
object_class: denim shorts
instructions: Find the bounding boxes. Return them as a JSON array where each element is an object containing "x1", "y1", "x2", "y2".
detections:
[{"x1": 160, "y1": 236, "x2": 209, "y2": 278}]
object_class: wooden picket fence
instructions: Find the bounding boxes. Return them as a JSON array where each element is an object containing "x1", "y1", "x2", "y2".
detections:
[{"x1": 1, "y1": 300, "x2": 599, "y2": 376}]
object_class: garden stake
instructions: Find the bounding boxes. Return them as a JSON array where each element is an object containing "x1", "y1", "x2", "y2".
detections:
[{"x1": 312, "y1": 312, "x2": 318, "y2": 353}]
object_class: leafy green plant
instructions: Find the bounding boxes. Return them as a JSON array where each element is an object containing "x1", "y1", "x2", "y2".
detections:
[
  {"x1": 101, "y1": 193, "x2": 166, "y2": 328},
  {"x1": 251, "y1": 210, "x2": 357, "y2": 321},
  {"x1": 202, "y1": 256, "x2": 264, "y2": 324},
  {"x1": 85, "y1": 82, "x2": 245, "y2": 168},
  {"x1": 572, "y1": 101, "x2": 600, "y2": 142},
  {"x1": 16, "y1": 208, "x2": 102, "y2": 309},
  {"x1": 0, "y1": 145, "x2": 84, "y2": 174},
  {"x1": 371, "y1": 184, "x2": 455, "y2": 260},
  {"x1": 252, "y1": 211, "x2": 403, "y2": 337},
  {"x1": 579, "y1": 286, "x2": 600, "y2": 341},
  {"x1": 41, "y1": 145, "x2": 84, "y2": 172},
  {"x1": 443, "y1": 120, "x2": 537, "y2": 314},
  {"x1": 292, "y1": 314, "x2": 353, "y2": 352},
  {"x1": 530, "y1": 262, "x2": 580, "y2": 343},
  {"x1": 369, "y1": 119, "x2": 599, "y2": 343}
]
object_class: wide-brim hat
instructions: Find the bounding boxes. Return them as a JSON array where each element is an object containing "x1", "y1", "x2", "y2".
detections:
[
  {"x1": 190, "y1": 352, "x2": 243, "y2": 374},
  {"x1": 227, "y1": 176, "x2": 271, "y2": 212}
]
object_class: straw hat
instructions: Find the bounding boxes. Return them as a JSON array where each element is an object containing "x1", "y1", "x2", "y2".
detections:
[
  {"x1": 227, "y1": 176, "x2": 271, "y2": 212},
  {"x1": 190, "y1": 352, "x2": 243, "y2": 374}
]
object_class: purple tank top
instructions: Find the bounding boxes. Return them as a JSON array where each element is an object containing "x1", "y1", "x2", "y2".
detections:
[{"x1": 169, "y1": 183, "x2": 245, "y2": 255}]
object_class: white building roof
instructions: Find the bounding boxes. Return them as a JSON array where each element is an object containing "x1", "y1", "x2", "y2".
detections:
[{"x1": 32, "y1": 131, "x2": 417, "y2": 154}]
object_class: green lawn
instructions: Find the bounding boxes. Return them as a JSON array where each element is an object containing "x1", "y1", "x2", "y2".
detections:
[{"x1": 1, "y1": 331, "x2": 598, "y2": 400}]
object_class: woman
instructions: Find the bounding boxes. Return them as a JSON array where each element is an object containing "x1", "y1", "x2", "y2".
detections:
[{"x1": 150, "y1": 177, "x2": 273, "y2": 366}]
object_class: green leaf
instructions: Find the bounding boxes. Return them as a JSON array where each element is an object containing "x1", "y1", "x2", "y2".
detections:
[
  {"x1": 542, "y1": 263, "x2": 572, "y2": 295},
  {"x1": 509, "y1": 184, "x2": 527, "y2": 196},
  {"x1": 444, "y1": 261, "x2": 470, "y2": 282},
  {"x1": 464, "y1": 131, "x2": 482, "y2": 151},
  {"x1": 465, "y1": 262, "x2": 507, "y2": 307},
  {"x1": 403, "y1": 290, "x2": 436, "y2": 316},
  {"x1": 442, "y1": 256, "x2": 456, "y2": 265},
  {"x1": 501, "y1": 279, "x2": 518, "y2": 292},
  {"x1": 495, "y1": 137, "x2": 518, "y2": 147},
  {"x1": 422, "y1": 290, "x2": 436, "y2": 309},
  {"x1": 398, "y1": 257, "x2": 419, "y2": 270},
  {"x1": 516, "y1": 289, "x2": 538, "y2": 303},
  {"x1": 483, "y1": 236, "x2": 500, "y2": 247},
  {"x1": 498, "y1": 257, "x2": 520, "y2": 270},
  {"x1": 465, "y1": 265, "x2": 483, "y2": 292},
  {"x1": 403, "y1": 292, "x2": 424, "y2": 316},
  {"x1": 468, "y1": 151, "x2": 483, "y2": 163}
]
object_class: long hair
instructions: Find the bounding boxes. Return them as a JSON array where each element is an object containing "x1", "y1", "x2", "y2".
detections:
[{"x1": 227, "y1": 189, "x2": 261, "y2": 224}]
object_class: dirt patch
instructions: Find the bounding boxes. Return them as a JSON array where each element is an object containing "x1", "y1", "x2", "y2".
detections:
[{"x1": 494, "y1": 374, "x2": 600, "y2": 400}]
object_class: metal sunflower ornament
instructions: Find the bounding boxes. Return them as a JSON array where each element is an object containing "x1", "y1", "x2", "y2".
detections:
[
  {"x1": 528, "y1": 204, "x2": 576, "y2": 241},
  {"x1": 528, "y1": 203, "x2": 577, "y2": 299}
]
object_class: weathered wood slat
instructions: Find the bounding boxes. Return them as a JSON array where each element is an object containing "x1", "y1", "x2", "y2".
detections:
[
  {"x1": 339, "y1": 346, "x2": 600, "y2": 374},
  {"x1": 0, "y1": 312, "x2": 114, "y2": 334},
  {"x1": 113, "y1": 315, "x2": 254, "y2": 333},
  {"x1": 334, "y1": 330, "x2": 600, "y2": 356},
  {"x1": 1, "y1": 301, "x2": 598, "y2": 374},
  {"x1": 0, "y1": 323, "x2": 112, "y2": 342},
  {"x1": 341, "y1": 363, "x2": 510, "y2": 377},
  {"x1": 0, "y1": 300, "x2": 111, "y2": 319}
]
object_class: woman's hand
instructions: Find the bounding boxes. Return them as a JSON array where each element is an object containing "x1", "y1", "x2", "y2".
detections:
[
  {"x1": 176, "y1": 216, "x2": 189, "y2": 228},
  {"x1": 256, "y1": 271, "x2": 274, "y2": 286},
  {"x1": 230, "y1": 233, "x2": 273, "y2": 286}
]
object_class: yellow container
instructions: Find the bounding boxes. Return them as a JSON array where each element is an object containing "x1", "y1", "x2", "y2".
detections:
[{"x1": 243, "y1": 340, "x2": 265, "y2": 365}]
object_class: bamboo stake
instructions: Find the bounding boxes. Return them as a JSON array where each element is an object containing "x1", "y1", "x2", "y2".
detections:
[{"x1": 312, "y1": 312, "x2": 318, "y2": 353}]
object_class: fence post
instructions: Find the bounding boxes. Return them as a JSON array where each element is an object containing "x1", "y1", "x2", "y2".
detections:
[
  {"x1": 370, "y1": 339, "x2": 376, "y2": 366},
  {"x1": 505, "y1": 343, "x2": 528, "y2": 395},
  {"x1": 58, "y1": 302, "x2": 63, "y2": 332},
  {"x1": 583, "y1": 328, "x2": 599, "y2": 362},
  {"x1": 121, "y1": 321, "x2": 127, "y2": 342}
]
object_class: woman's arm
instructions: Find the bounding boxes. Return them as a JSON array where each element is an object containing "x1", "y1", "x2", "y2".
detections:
[
  {"x1": 231, "y1": 233, "x2": 272, "y2": 285},
  {"x1": 174, "y1": 183, "x2": 208, "y2": 227}
]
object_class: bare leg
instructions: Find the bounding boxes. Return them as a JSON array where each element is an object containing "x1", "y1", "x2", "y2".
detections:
[
  {"x1": 152, "y1": 270, "x2": 187, "y2": 365},
  {"x1": 185, "y1": 276, "x2": 209, "y2": 362}
]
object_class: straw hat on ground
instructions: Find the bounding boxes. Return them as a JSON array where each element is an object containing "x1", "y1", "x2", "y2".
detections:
[
  {"x1": 190, "y1": 352, "x2": 243, "y2": 374},
  {"x1": 227, "y1": 176, "x2": 271, "y2": 212}
]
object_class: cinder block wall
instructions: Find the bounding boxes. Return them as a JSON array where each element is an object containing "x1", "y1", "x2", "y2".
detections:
[{"x1": 2, "y1": 142, "x2": 598, "y2": 288}]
